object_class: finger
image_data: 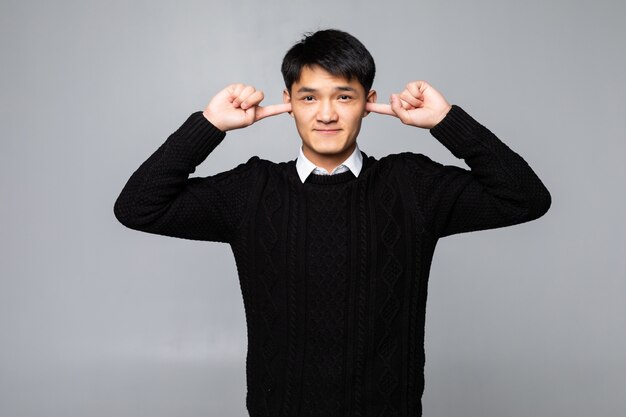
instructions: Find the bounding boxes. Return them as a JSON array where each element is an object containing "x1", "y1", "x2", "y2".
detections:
[
  {"x1": 406, "y1": 81, "x2": 426, "y2": 99},
  {"x1": 232, "y1": 85, "x2": 256, "y2": 108},
  {"x1": 365, "y1": 102, "x2": 396, "y2": 116},
  {"x1": 399, "y1": 98, "x2": 414, "y2": 110},
  {"x1": 255, "y1": 103, "x2": 293, "y2": 121},
  {"x1": 227, "y1": 83, "x2": 246, "y2": 102},
  {"x1": 241, "y1": 90, "x2": 264, "y2": 109},
  {"x1": 390, "y1": 94, "x2": 412, "y2": 124},
  {"x1": 400, "y1": 90, "x2": 422, "y2": 108}
]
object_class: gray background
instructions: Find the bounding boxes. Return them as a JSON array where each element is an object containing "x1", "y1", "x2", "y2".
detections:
[{"x1": 1, "y1": 0, "x2": 624, "y2": 416}]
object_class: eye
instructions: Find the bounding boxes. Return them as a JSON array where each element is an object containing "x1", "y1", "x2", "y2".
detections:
[
  {"x1": 338, "y1": 95, "x2": 352, "y2": 101},
  {"x1": 302, "y1": 96, "x2": 315, "y2": 102}
]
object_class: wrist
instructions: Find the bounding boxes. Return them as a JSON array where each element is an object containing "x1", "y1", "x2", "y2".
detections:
[
  {"x1": 202, "y1": 110, "x2": 227, "y2": 132},
  {"x1": 432, "y1": 104, "x2": 452, "y2": 128}
]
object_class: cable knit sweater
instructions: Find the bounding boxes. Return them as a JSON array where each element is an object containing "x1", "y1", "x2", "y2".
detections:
[{"x1": 114, "y1": 105, "x2": 551, "y2": 417}]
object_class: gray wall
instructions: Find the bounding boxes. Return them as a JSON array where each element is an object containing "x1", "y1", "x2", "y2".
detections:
[{"x1": 1, "y1": 0, "x2": 624, "y2": 416}]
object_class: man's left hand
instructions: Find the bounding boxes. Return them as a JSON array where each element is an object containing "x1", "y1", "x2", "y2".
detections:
[{"x1": 366, "y1": 80, "x2": 452, "y2": 129}]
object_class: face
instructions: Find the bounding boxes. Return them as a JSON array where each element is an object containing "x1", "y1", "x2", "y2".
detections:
[{"x1": 283, "y1": 65, "x2": 376, "y2": 172}]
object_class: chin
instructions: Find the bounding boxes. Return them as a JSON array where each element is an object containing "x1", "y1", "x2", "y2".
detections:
[{"x1": 314, "y1": 144, "x2": 347, "y2": 155}]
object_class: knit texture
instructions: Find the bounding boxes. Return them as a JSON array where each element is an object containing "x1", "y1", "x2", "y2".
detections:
[{"x1": 114, "y1": 105, "x2": 551, "y2": 417}]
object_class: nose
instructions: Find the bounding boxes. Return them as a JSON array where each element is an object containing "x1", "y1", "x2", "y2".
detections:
[{"x1": 317, "y1": 99, "x2": 338, "y2": 123}]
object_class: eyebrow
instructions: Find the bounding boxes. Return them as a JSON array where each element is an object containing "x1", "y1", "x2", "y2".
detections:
[{"x1": 296, "y1": 86, "x2": 358, "y2": 93}]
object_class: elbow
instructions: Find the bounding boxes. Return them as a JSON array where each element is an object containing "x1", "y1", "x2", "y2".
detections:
[
  {"x1": 113, "y1": 193, "x2": 167, "y2": 233},
  {"x1": 113, "y1": 197, "x2": 129, "y2": 227},
  {"x1": 113, "y1": 194, "x2": 140, "y2": 230},
  {"x1": 525, "y1": 184, "x2": 552, "y2": 221}
]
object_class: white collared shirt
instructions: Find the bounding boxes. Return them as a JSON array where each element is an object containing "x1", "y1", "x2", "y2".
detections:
[{"x1": 295, "y1": 143, "x2": 363, "y2": 183}]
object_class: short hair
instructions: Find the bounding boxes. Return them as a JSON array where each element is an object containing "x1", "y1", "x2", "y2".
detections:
[{"x1": 281, "y1": 29, "x2": 376, "y2": 94}]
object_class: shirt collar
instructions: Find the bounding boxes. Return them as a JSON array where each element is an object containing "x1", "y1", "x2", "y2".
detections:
[{"x1": 295, "y1": 143, "x2": 363, "y2": 183}]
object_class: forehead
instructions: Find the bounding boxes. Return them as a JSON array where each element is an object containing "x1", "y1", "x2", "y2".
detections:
[{"x1": 292, "y1": 65, "x2": 364, "y2": 94}]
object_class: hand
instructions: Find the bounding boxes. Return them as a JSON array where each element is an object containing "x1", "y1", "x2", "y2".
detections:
[
  {"x1": 365, "y1": 80, "x2": 452, "y2": 129},
  {"x1": 203, "y1": 84, "x2": 292, "y2": 132}
]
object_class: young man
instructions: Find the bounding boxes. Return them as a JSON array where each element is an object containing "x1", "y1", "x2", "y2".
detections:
[{"x1": 114, "y1": 29, "x2": 550, "y2": 417}]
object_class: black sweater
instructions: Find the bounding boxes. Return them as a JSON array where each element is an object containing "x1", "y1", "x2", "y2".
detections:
[{"x1": 114, "y1": 105, "x2": 551, "y2": 417}]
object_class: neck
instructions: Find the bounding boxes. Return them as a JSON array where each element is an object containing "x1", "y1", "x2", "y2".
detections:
[{"x1": 303, "y1": 143, "x2": 356, "y2": 173}]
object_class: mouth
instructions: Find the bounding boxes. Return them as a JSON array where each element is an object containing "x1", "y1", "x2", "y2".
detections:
[{"x1": 313, "y1": 128, "x2": 342, "y2": 135}]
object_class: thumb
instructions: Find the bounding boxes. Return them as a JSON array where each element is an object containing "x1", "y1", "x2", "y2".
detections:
[{"x1": 390, "y1": 94, "x2": 411, "y2": 124}]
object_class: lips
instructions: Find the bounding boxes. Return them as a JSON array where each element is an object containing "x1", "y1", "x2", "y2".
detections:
[{"x1": 314, "y1": 128, "x2": 342, "y2": 135}]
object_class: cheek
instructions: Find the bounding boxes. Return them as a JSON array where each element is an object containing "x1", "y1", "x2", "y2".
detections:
[
  {"x1": 339, "y1": 108, "x2": 365, "y2": 127},
  {"x1": 292, "y1": 106, "x2": 315, "y2": 124}
]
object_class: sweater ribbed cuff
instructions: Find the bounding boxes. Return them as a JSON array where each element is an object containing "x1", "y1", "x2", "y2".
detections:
[
  {"x1": 173, "y1": 111, "x2": 227, "y2": 160},
  {"x1": 429, "y1": 105, "x2": 482, "y2": 159}
]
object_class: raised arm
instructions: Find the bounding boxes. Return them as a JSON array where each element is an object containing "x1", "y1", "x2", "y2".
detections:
[
  {"x1": 366, "y1": 81, "x2": 551, "y2": 238},
  {"x1": 113, "y1": 84, "x2": 291, "y2": 243}
]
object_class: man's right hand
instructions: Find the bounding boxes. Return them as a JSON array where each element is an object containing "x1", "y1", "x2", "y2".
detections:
[{"x1": 203, "y1": 84, "x2": 292, "y2": 132}]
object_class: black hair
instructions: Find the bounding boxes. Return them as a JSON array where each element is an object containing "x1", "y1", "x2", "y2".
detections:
[{"x1": 281, "y1": 29, "x2": 376, "y2": 93}]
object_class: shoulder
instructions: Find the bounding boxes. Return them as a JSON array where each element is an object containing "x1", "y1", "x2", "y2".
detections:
[
  {"x1": 206, "y1": 155, "x2": 266, "y2": 186},
  {"x1": 249, "y1": 156, "x2": 296, "y2": 175},
  {"x1": 377, "y1": 152, "x2": 446, "y2": 177},
  {"x1": 216, "y1": 155, "x2": 297, "y2": 185}
]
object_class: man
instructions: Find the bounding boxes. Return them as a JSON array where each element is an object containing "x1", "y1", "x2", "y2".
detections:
[{"x1": 114, "y1": 29, "x2": 550, "y2": 417}]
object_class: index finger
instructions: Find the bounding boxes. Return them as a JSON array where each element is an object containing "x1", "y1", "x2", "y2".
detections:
[
  {"x1": 365, "y1": 102, "x2": 397, "y2": 117},
  {"x1": 255, "y1": 103, "x2": 293, "y2": 121}
]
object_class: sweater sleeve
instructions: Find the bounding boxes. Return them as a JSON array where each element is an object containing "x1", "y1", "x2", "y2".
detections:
[
  {"x1": 406, "y1": 105, "x2": 551, "y2": 238},
  {"x1": 113, "y1": 111, "x2": 259, "y2": 243}
]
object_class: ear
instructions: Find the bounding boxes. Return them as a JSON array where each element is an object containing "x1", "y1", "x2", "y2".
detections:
[
  {"x1": 363, "y1": 89, "x2": 377, "y2": 117},
  {"x1": 283, "y1": 89, "x2": 294, "y2": 118}
]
